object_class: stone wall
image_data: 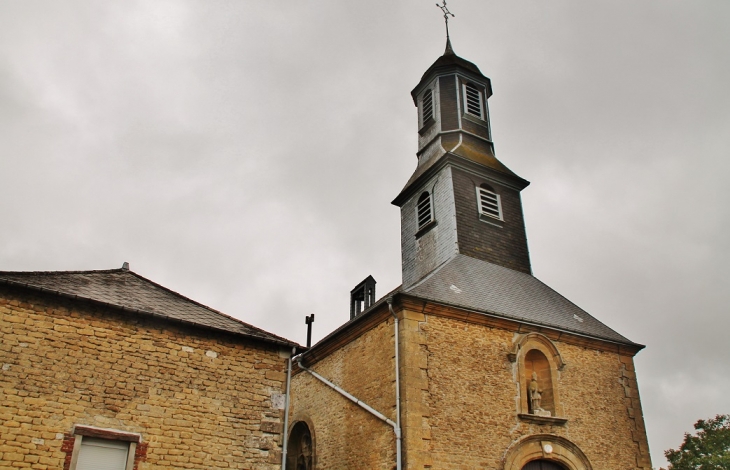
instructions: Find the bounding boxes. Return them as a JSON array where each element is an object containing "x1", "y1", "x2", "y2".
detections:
[
  {"x1": 289, "y1": 315, "x2": 397, "y2": 470},
  {"x1": 411, "y1": 312, "x2": 651, "y2": 469},
  {"x1": 288, "y1": 301, "x2": 651, "y2": 470},
  {"x1": 0, "y1": 286, "x2": 289, "y2": 470}
]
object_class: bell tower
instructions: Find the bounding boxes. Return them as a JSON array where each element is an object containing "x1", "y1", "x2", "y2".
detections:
[{"x1": 392, "y1": 40, "x2": 532, "y2": 289}]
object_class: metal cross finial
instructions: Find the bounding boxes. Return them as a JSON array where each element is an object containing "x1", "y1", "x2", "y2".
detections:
[{"x1": 436, "y1": 1, "x2": 455, "y2": 40}]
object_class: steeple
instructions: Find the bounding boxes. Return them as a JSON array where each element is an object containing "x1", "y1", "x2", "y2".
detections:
[{"x1": 393, "y1": 44, "x2": 532, "y2": 289}]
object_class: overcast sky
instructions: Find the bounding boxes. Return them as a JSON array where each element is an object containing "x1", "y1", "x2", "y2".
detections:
[{"x1": 1, "y1": 1, "x2": 728, "y2": 467}]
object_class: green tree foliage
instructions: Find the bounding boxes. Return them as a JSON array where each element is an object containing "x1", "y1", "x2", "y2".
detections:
[{"x1": 665, "y1": 415, "x2": 730, "y2": 470}]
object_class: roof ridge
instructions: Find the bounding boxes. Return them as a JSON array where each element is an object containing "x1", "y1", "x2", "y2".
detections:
[
  {"x1": 0, "y1": 267, "x2": 299, "y2": 347},
  {"x1": 0, "y1": 268, "x2": 125, "y2": 275},
  {"x1": 125, "y1": 270, "x2": 298, "y2": 346}
]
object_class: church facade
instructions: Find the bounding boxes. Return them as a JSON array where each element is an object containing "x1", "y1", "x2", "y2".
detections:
[{"x1": 287, "y1": 41, "x2": 652, "y2": 470}]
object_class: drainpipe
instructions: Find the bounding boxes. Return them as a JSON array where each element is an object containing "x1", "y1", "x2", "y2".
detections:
[
  {"x1": 281, "y1": 347, "x2": 296, "y2": 470},
  {"x1": 387, "y1": 297, "x2": 403, "y2": 470},
  {"x1": 297, "y1": 358, "x2": 402, "y2": 470}
]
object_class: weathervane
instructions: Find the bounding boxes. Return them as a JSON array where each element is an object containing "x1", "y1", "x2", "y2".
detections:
[{"x1": 436, "y1": 1, "x2": 455, "y2": 40}]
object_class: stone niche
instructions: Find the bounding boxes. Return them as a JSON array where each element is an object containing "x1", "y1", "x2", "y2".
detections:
[{"x1": 509, "y1": 333, "x2": 567, "y2": 425}]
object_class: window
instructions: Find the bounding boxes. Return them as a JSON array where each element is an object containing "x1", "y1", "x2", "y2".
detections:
[
  {"x1": 76, "y1": 438, "x2": 132, "y2": 470},
  {"x1": 463, "y1": 83, "x2": 483, "y2": 119},
  {"x1": 416, "y1": 191, "x2": 433, "y2": 230},
  {"x1": 476, "y1": 184, "x2": 503, "y2": 220},
  {"x1": 65, "y1": 425, "x2": 142, "y2": 470},
  {"x1": 421, "y1": 89, "x2": 434, "y2": 124}
]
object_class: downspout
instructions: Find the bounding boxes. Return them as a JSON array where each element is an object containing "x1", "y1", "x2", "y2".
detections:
[
  {"x1": 297, "y1": 358, "x2": 402, "y2": 470},
  {"x1": 281, "y1": 347, "x2": 296, "y2": 470},
  {"x1": 387, "y1": 297, "x2": 403, "y2": 470}
]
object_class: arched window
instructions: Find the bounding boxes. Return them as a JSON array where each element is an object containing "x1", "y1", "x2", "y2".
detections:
[
  {"x1": 416, "y1": 191, "x2": 433, "y2": 231},
  {"x1": 287, "y1": 421, "x2": 313, "y2": 470}
]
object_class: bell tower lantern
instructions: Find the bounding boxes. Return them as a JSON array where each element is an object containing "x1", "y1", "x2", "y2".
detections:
[
  {"x1": 393, "y1": 40, "x2": 532, "y2": 289},
  {"x1": 412, "y1": 39, "x2": 495, "y2": 162}
]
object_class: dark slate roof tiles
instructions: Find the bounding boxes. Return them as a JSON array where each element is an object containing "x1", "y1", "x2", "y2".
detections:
[
  {"x1": 0, "y1": 268, "x2": 297, "y2": 347},
  {"x1": 405, "y1": 254, "x2": 637, "y2": 345}
]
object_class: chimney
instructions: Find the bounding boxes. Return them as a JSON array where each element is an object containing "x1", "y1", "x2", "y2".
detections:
[{"x1": 349, "y1": 276, "x2": 376, "y2": 320}]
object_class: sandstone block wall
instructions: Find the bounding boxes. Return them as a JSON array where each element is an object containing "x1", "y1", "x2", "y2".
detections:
[
  {"x1": 288, "y1": 302, "x2": 651, "y2": 470},
  {"x1": 0, "y1": 286, "x2": 288, "y2": 470},
  {"x1": 413, "y1": 313, "x2": 651, "y2": 469},
  {"x1": 289, "y1": 316, "x2": 397, "y2": 470}
]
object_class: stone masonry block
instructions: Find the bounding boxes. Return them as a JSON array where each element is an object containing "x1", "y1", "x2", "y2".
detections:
[{"x1": 260, "y1": 421, "x2": 283, "y2": 434}]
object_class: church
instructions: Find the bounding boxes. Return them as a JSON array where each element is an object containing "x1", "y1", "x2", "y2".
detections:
[
  {"x1": 0, "y1": 37, "x2": 651, "y2": 470},
  {"x1": 286, "y1": 38, "x2": 652, "y2": 470}
]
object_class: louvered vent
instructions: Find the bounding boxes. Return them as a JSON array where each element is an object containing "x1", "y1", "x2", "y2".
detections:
[
  {"x1": 477, "y1": 185, "x2": 502, "y2": 220},
  {"x1": 422, "y1": 89, "x2": 433, "y2": 123},
  {"x1": 417, "y1": 192, "x2": 433, "y2": 230},
  {"x1": 464, "y1": 83, "x2": 483, "y2": 119}
]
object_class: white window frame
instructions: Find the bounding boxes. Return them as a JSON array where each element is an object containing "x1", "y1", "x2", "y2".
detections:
[
  {"x1": 463, "y1": 83, "x2": 484, "y2": 119},
  {"x1": 476, "y1": 186, "x2": 503, "y2": 221},
  {"x1": 68, "y1": 426, "x2": 140, "y2": 470},
  {"x1": 416, "y1": 191, "x2": 434, "y2": 231}
]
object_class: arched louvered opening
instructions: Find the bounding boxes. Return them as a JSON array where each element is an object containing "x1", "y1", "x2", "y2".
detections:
[
  {"x1": 421, "y1": 89, "x2": 434, "y2": 124},
  {"x1": 416, "y1": 191, "x2": 433, "y2": 231},
  {"x1": 463, "y1": 82, "x2": 483, "y2": 119}
]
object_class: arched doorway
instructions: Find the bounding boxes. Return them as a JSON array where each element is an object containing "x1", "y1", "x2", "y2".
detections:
[
  {"x1": 286, "y1": 421, "x2": 313, "y2": 470},
  {"x1": 503, "y1": 434, "x2": 592, "y2": 470},
  {"x1": 522, "y1": 459, "x2": 566, "y2": 470}
]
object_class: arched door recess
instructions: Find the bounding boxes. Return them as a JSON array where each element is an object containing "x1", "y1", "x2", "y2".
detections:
[
  {"x1": 503, "y1": 434, "x2": 592, "y2": 470},
  {"x1": 522, "y1": 459, "x2": 566, "y2": 470},
  {"x1": 286, "y1": 421, "x2": 314, "y2": 470}
]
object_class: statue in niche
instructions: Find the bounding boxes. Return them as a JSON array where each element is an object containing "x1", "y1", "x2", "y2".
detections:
[{"x1": 529, "y1": 372, "x2": 551, "y2": 417}]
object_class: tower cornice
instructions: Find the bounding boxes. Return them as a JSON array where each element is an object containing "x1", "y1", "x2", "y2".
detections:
[{"x1": 392, "y1": 152, "x2": 529, "y2": 207}]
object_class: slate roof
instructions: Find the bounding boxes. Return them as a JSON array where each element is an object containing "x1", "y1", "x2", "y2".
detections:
[
  {"x1": 404, "y1": 254, "x2": 638, "y2": 346},
  {"x1": 417, "y1": 38, "x2": 486, "y2": 85},
  {"x1": 0, "y1": 267, "x2": 297, "y2": 347}
]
